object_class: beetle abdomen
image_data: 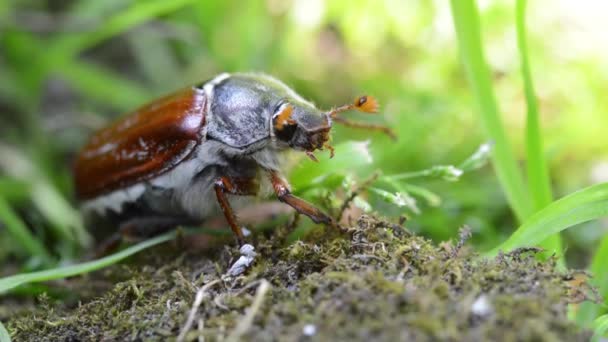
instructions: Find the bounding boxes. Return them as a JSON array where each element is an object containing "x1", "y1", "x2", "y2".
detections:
[{"x1": 74, "y1": 88, "x2": 207, "y2": 199}]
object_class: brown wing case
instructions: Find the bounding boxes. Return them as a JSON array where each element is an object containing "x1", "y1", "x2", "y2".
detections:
[{"x1": 74, "y1": 88, "x2": 207, "y2": 199}]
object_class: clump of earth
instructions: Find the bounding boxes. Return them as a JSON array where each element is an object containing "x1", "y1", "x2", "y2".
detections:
[{"x1": 5, "y1": 215, "x2": 592, "y2": 341}]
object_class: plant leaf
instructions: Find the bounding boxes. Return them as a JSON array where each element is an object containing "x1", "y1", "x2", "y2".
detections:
[
  {"x1": 0, "y1": 320, "x2": 10, "y2": 342},
  {"x1": 52, "y1": 0, "x2": 200, "y2": 58},
  {"x1": 290, "y1": 141, "x2": 374, "y2": 191},
  {"x1": 516, "y1": 0, "x2": 561, "y2": 257},
  {"x1": 449, "y1": 0, "x2": 531, "y2": 222},
  {"x1": 486, "y1": 182, "x2": 608, "y2": 257},
  {"x1": 592, "y1": 314, "x2": 608, "y2": 342},
  {"x1": 0, "y1": 196, "x2": 51, "y2": 261},
  {"x1": 516, "y1": 0, "x2": 553, "y2": 209},
  {"x1": 576, "y1": 235, "x2": 608, "y2": 326},
  {"x1": 0, "y1": 231, "x2": 178, "y2": 295}
]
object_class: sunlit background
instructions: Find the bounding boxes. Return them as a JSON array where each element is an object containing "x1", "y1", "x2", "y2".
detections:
[{"x1": 1, "y1": 0, "x2": 607, "y2": 271}]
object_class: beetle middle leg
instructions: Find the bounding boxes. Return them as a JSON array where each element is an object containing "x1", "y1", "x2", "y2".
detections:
[
  {"x1": 268, "y1": 171, "x2": 336, "y2": 227},
  {"x1": 214, "y1": 176, "x2": 259, "y2": 246}
]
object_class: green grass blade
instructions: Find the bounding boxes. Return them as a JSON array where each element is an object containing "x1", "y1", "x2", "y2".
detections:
[
  {"x1": 450, "y1": 0, "x2": 531, "y2": 223},
  {"x1": 4, "y1": 33, "x2": 150, "y2": 112},
  {"x1": 0, "y1": 196, "x2": 51, "y2": 261},
  {"x1": 0, "y1": 230, "x2": 178, "y2": 295},
  {"x1": 516, "y1": 0, "x2": 553, "y2": 209},
  {"x1": 0, "y1": 178, "x2": 29, "y2": 203},
  {"x1": 30, "y1": 182, "x2": 91, "y2": 249},
  {"x1": 486, "y1": 182, "x2": 608, "y2": 257},
  {"x1": 515, "y1": 0, "x2": 561, "y2": 256},
  {"x1": 592, "y1": 314, "x2": 608, "y2": 342},
  {"x1": 54, "y1": 0, "x2": 199, "y2": 58},
  {"x1": 0, "y1": 320, "x2": 10, "y2": 342},
  {"x1": 56, "y1": 60, "x2": 150, "y2": 111},
  {"x1": 0, "y1": 144, "x2": 91, "y2": 248},
  {"x1": 398, "y1": 183, "x2": 441, "y2": 207},
  {"x1": 576, "y1": 235, "x2": 608, "y2": 326},
  {"x1": 128, "y1": 29, "x2": 182, "y2": 92}
]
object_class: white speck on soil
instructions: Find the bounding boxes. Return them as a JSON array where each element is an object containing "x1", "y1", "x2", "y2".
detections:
[
  {"x1": 302, "y1": 324, "x2": 317, "y2": 336},
  {"x1": 471, "y1": 295, "x2": 493, "y2": 317}
]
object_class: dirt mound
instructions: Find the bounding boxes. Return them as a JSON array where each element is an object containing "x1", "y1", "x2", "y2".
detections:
[{"x1": 7, "y1": 216, "x2": 590, "y2": 341}]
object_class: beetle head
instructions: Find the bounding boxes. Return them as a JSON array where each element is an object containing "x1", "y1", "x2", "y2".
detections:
[
  {"x1": 272, "y1": 101, "x2": 331, "y2": 158},
  {"x1": 271, "y1": 95, "x2": 379, "y2": 161}
]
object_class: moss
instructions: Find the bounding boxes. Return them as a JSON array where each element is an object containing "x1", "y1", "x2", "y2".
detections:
[{"x1": 4, "y1": 215, "x2": 592, "y2": 341}]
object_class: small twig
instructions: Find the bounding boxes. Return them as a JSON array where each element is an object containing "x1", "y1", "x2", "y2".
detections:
[
  {"x1": 213, "y1": 280, "x2": 263, "y2": 311},
  {"x1": 177, "y1": 279, "x2": 221, "y2": 342},
  {"x1": 226, "y1": 280, "x2": 271, "y2": 342},
  {"x1": 285, "y1": 212, "x2": 301, "y2": 232},
  {"x1": 351, "y1": 254, "x2": 387, "y2": 264},
  {"x1": 198, "y1": 318, "x2": 205, "y2": 342},
  {"x1": 233, "y1": 279, "x2": 263, "y2": 297},
  {"x1": 337, "y1": 171, "x2": 380, "y2": 222}
]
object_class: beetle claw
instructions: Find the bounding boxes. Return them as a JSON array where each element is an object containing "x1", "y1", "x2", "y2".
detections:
[
  {"x1": 324, "y1": 143, "x2": 335, "y2": 158},
  {"x1": 305, "y1": 150, "x2": 319, "y2": 162}
]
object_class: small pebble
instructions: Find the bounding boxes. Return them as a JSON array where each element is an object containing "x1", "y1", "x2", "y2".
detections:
[
  {"x1": 225, "y1": 244, "x2": 256, "y2": 277},
  {"x1": 471, "y1": 295, "x2": 493, "y2": 317},
  {"x1": 302, "y1": 324, "x2": 317, "y2": 337}
]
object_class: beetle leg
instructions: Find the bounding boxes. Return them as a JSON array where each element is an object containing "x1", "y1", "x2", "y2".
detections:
[
  {"x1": 214, "y1": 176, "x2": 258, "y2": 246},
  {"x1": 268, "y1": 171, "x2": 336, "y2": 227}
]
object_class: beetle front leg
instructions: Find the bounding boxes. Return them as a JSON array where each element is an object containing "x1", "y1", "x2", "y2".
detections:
[
  {"x1": 268, "y1": 171, "x2": 336, "y2": 227},
  {"x1": 214, "y1": 176, "x2": 258, "y2": 246}
]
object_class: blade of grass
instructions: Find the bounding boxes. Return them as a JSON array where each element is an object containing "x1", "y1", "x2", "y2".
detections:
[
  {"x1": 576, "y1": 235, "x2": 608, "y2": 326},
  {"x1": 53, "y1": 0, "x2": 199, "y2": 59},
  {"x1": 30, "y1": 182, "x2": 91, "y2": 249},
  {"x1": 55, "y1": 60, "x2": 150, "y2": 111},
  {"x1": 515, "y1": 0, "x2": 561, "y2": 256},
  {"x1": 449, "y1": 0, "x2": 531, "y2": 223},
  {"x1": 516, "y1": 0, "x2": 552, "y2": 209},
  {"x1": 592, "y1": 314, "x2": 608, "y2": 342},
  {"x1": 9, "y1": 32, "x2": 150, "y2": 112},
  {"x1": 486, "y1": 182, "x2": 608, "y2": 257},
  {"x1": 369, "y1": 186, "x2": 419, "y2": 213},
  {"x1": 0, "y1": 230, "x2": 178, "y2": 295},
  {"x1": 0, "y1": 178, "x2": 30, "y2": 203},
  {"x1": 0, "y1": 196, "x2": 51, "y2": 261},
  {"x1": 0, "y1": 144, "x2": 91, "y2": 248},
  {"x1": 398, "y1": 183, "x2": 441, "y2": 207},
  {"x1": 0, "y1": 320, "x2": 10, "y2": 342},
  {"x1": 128, "y1": 27, "x2": 182, "y2": 92},
  {"x1": 384, "y1": 165, "x2": 462, "y2": 182}
]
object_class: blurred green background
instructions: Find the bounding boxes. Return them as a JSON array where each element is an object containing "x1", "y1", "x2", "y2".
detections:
[{"x1": 1, "y1": 0, "x2": 607, "y2": 277}]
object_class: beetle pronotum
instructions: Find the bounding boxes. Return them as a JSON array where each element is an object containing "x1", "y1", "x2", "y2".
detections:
[{"x1": 74, "y1": 72, "x2": 392, "y2": 257}]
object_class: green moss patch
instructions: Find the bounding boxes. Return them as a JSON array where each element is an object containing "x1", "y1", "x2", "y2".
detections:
[{"x1": 5, "y1": 216, "x2": 592, "y2": 341}]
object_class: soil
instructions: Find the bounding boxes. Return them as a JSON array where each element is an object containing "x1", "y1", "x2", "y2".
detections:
[{"x1": 3, "y1": 215, "x2": 593, "y2": 341}]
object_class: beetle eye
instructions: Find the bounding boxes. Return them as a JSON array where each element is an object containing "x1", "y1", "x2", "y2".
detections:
[
  {"x1": 274, "y1": 100, "x2": 286, "y2": 113},
  {"x1": 272, "y1": 103, "x2": 297, "y2": 142}
]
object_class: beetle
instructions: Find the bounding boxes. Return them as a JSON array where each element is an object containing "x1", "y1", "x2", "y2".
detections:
[{"x1": 74, "y1": 72, "x2": 392, "y2": 254}]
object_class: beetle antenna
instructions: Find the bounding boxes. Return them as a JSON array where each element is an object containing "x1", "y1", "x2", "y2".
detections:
[
  {"x1": 332, "y1": 116, "x2": 397, "y2": 140},
  {"x1": 328, "y1": 95, "x2": 396, "y2": 140},
  {"x1": 327, "y1": 95, "x2": 379, "y2": 118}
]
